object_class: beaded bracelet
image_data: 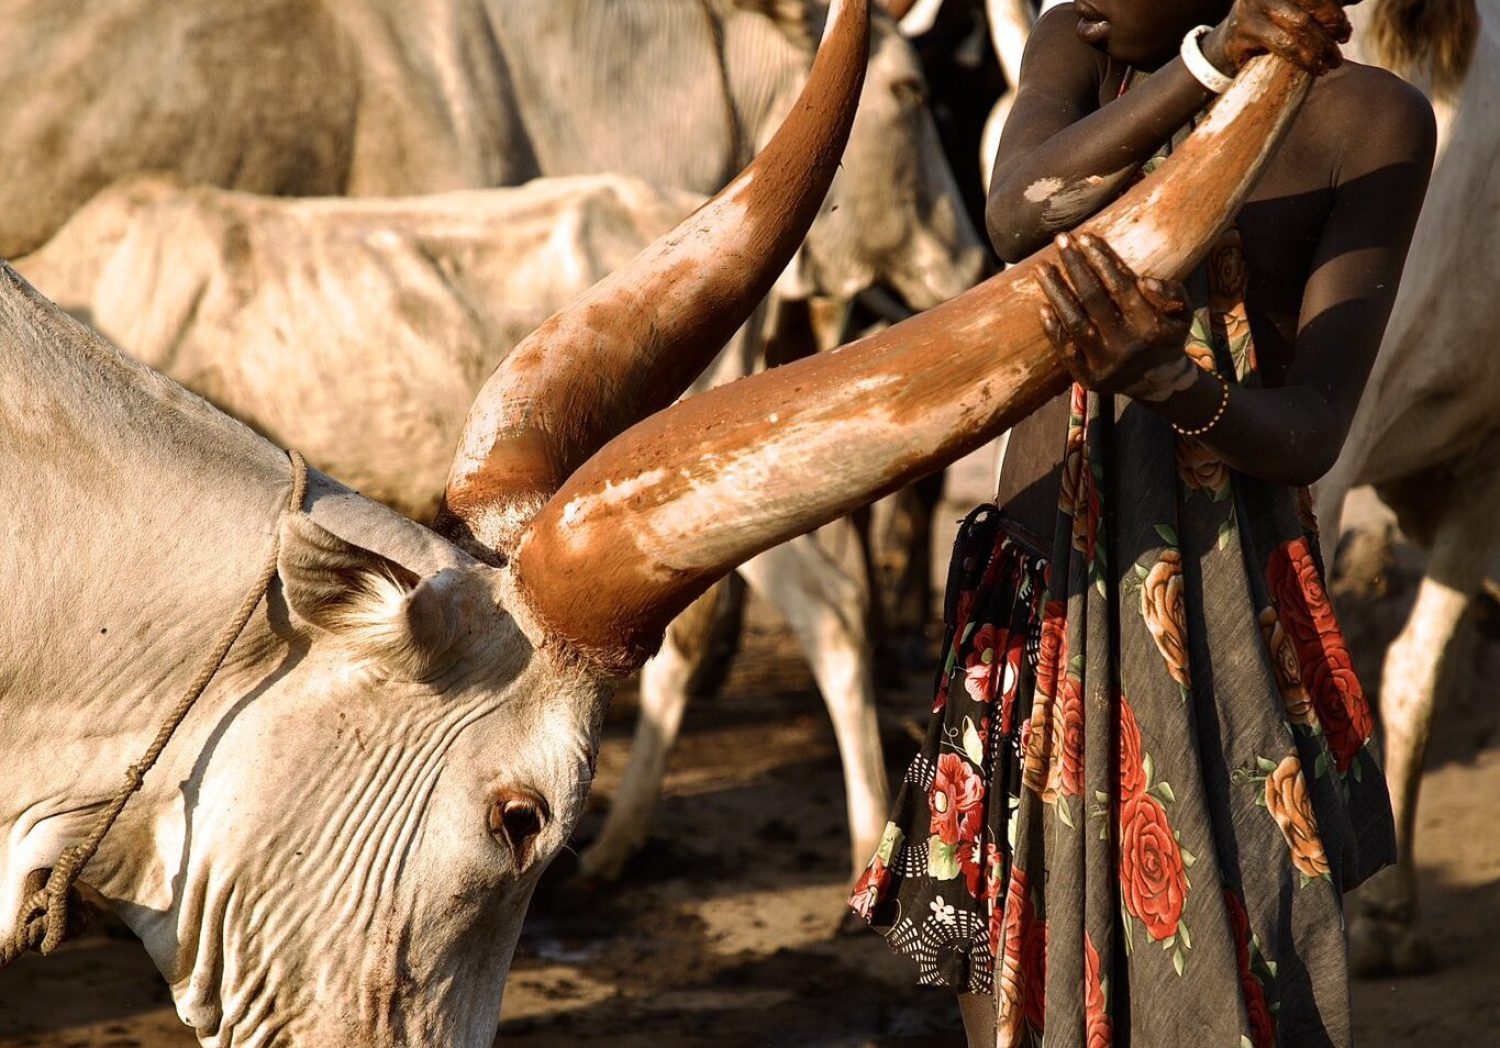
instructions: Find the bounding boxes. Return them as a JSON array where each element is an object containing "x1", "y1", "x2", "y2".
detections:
[{"x1": 1172, "y1": 371, "x2": 1231, "y2": 438}]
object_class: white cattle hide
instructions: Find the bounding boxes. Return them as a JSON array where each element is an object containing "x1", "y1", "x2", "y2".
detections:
[
  {"x1": 0, "y1": 263, "x2": 604, "y2": 1046},
  {"x1": 18, "y1": 170, "x2": 890, "y2": 892},
  {"x1": 1313, "y1": 0, "x2": 1498, "y2": 976},
  {"x1": 0, "y1": 0, "x2": 984, "y2": 317}
]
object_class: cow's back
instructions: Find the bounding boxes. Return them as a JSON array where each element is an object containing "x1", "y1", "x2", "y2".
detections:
[
  {"x1": 0, "y1": 261, "x2": 289, "y2": 748},
  {"x1": 484, "y1": 0, "x2": 743, "y2": 194},
  {"x1": 17, "y1": 175, "x2": 709, "y2": 519},
  {"x1": 1332, "y1": 0, "x2": 1500, "y2": 502},
  {"x1": 0, "y1": 0, "x2": 540, "y2": 258}
]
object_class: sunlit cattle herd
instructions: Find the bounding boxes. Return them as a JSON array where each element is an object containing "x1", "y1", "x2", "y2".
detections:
[{"x1": 0, "y1": 0, "x2": 1494, "y2": 1042}]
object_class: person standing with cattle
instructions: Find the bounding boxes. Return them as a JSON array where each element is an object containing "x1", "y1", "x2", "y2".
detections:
[{"x1": 849, "y1": 0, "x2": 1435, "y2": 1042}]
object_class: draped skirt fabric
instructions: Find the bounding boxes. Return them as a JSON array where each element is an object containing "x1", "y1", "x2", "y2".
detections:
[{"x1": 852, "y1": 367, "x2": 1395, "y2": 1046}]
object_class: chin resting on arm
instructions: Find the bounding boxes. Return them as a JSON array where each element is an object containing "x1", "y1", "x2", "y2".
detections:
[
  {"x1": 985, "y1": 0, "x2": 1353, "y2": 265},
  {"x1": 1034, "y1": 80, "x2": 1435, "y2": 489},
  {"x1": 984, "y1": 7, "x2": 1224, "y2": 264}
]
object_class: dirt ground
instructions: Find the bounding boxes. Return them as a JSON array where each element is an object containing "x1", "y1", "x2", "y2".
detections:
[{"x1": 3, "y1": 477, "x2": 1498, "y2": 1048}]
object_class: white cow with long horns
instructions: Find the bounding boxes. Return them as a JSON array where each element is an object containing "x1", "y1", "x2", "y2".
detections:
[
  {"x1": 14, "y1": 0, "x2": 990, "y2": 893},
  {"x1": 0, "y1": 3, "x2": 1311, "y2": 1042},
  {"x1": 15, "y1": 171, "x2": 890, "y2": 888}
]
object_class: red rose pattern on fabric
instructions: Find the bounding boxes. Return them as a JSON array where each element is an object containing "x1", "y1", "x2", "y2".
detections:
[
  {"x1": 958, "y1": 837, "x2": 987, "y2": 897},
  {"x1": 1058, "y1": 676, "x2": 1086, "y2": 798},
  {"x1": 998, "y1": 631, "x2": 1027, "y2": 734},
  {"x1": 1224, "y1": 888, "x2": 1276, "y2": 1048},
  {"x1": 984, "y1": 841, "x2": 1006, "y2": 942},
  {"x1": 1022, "y1": 913, "x2": 1049, "y2": 1033},
  {"x1": 1084, "y1": 932, "x2": 1113, "y2": 1048},
  {"x1": 930, "y1": 752, "x2": 985, "y2": 847},
  {"x1": 1119, "y1": 691, "x2": 1147, "y2": 797},
  {"x1": 1299, "y1": 630, "x2": 1373, "y2": 772},
  {"x1": 1120, "y1": 792, "x2": 1189, "y2": 942},
  {"x1": 964, "y1": 623, "x2": 1005, "y2": 703},
  {"x1": 1266, "y1": 537, "x2": 1376, "y2": 771}
]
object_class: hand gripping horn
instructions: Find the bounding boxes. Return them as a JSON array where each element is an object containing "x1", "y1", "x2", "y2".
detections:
[{"x1": 514, "y1": 56, "x2": 1313, "y2": 675}]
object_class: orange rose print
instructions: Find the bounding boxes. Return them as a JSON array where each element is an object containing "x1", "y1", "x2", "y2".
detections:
[
  {"x1": 1257, "y1": 607, "x2": 1315, "y2": 726},
  {"x1": 1021, "y1": 694, "x2": 1062, "y2": 805},
  {"x1": 1177, "y1": 435, "x2": 1230, "y2": 494},
  {"x1": 1141, "y1": 550, "x2": 1191, "y2": 688},
  {"x1": 1264, "y1": 755, "x2": 1330, "y2": 879},
  {"x1": 996, "y1": 867, "x2": 1037, "y2": 1046},
  {"x1": 1035, "y1": 600, "x2": 1067, "y2": 701}
]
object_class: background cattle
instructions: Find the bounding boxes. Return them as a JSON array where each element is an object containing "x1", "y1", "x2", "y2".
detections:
[
  {"x1": 16, "y1": 171, "x2": 906, "y2": 886},
  {"x1": 0, "y1": 9, "x2": 888, "y2": 1042},
  {"x1": 1313, "y1": 0, "x2": 1495, "y2": 977},
  {"x1": 8, "y1": 0, "x2": 986, "y2": 893},
  {"x1": 0, "y1": 0, "x2": 981, "y2": 313}
]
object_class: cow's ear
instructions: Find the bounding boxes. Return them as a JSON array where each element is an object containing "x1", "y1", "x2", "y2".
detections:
[{"x1": 277, "y1": 513, "x2": 462, "y2": 680}]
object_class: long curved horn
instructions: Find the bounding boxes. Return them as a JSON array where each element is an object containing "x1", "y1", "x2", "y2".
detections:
[
  {"x1": 518, "y1": 56, "x2": 1311, "y2": 674},
  {"x1": 436, "y1": 0, "x2": 871, "y2": 555}
]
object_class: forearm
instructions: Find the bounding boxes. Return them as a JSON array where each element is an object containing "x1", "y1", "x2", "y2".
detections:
[
  {"x1": 1145, "y1": 367, "x2": 1340, "y2": 486},
  {"x1": 986, "y1": 57, "x2": 1218, "y2": 263}
]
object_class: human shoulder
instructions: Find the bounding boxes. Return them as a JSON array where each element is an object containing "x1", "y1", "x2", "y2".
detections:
[
  {"x1": 1015, "y1": 4, "x2": 1109, "y2": 98},
  {"x1": 1312, "y1": 62, "x2": 1438, "y2": 180}
]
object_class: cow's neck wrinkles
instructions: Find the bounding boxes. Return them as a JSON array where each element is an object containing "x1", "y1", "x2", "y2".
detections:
[
  {"x1": 0, "y1": 264, "x2": 489, "y2": 960},
  {"x1": 0, "y1": 262, "x2": 292, "y2": 893}
]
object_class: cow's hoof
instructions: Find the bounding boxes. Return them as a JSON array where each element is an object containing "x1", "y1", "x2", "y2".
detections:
[{"x1": 1349, "y1": 914, "x2": 1436, "y2": 978}]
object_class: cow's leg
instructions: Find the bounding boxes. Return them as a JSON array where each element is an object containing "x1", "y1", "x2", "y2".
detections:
[
  {"x1": 738, "y1": 527, "x2": 890, "y2": 880},
  {"x1": 888, "y1": 469, "x2": 945, "y2": 638},
  {"x1": 852, "y1": 500, "x2": 907, "y2": 685},
  {"x1": 1351, "y1": 501, "x2": 1488, "y2": 976},
  {"x1": 576, "y1": 583, "x2": 727, "y2": 882}
]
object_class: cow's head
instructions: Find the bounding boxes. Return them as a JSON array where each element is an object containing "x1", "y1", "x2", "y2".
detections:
[
  {"x1": 82, "y1": 20, "x2": 1310, "y2": 1044},
  {"x1": 62, "y1": 3, "x2": 867, "y2": 1045},
  {"x1": 109, "y1": 507, "x2": 595, "y2": 1046},
  {"x1": 751, "y1": 3, "x2": 989, "y2": 310}
]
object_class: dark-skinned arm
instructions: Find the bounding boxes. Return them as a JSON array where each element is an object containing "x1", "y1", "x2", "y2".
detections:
[
  {"x1": 987, "y1": 8, "x2": 1220, "y2": 262},
  {"x1": 1041, "y1": 76, "x2": 1436, "y2": 487},
  {"x1": 1146, "y1": 81, "x2": 1436, "y2": 484},
  {"x1": 987, "y1": 0, "x2": 1349, "y2": 264}
]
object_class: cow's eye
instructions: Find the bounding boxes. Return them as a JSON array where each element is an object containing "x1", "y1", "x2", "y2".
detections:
[{"x1": 487, "y1": 790, "x2": 548, "y2": 869}]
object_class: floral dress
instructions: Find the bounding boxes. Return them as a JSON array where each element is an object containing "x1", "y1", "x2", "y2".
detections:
[{"x1": 850, "y1": 215, "x2": 1395, "y2": 1046}]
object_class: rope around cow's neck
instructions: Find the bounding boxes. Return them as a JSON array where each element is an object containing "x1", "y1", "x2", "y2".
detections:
[{"x1": 0, "y1": 449, "x2": 309, "y2": 969}]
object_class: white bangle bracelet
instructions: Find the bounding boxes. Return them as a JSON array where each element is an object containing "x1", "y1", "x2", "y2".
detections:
[{"x1": 1181, "y1": 25, "x2": 1235, "y2": 94}]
